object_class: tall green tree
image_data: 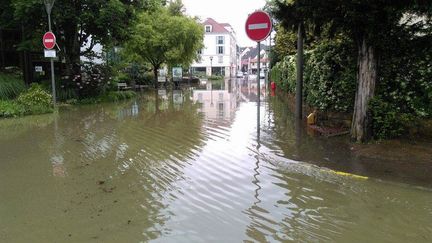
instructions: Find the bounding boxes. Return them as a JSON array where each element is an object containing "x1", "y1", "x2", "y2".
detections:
[
  {"x1": 9, "y1": 0, "x2": 167, "y2": 74},
  {"x1": 125, "y1": 6, "x2": 203, "y2": 87},
  {"x1": 271, "y1": 0, "x2": 431, "y2": 142}
]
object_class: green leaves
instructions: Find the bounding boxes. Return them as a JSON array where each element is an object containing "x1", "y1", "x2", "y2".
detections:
[{"x1": 125, "y1": 6, "x2": 203, "y2": 69}]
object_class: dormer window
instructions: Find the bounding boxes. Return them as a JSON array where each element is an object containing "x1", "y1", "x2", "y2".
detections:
[{"x1": 205, "y1": 25, "x2": 212, "y2": 33}]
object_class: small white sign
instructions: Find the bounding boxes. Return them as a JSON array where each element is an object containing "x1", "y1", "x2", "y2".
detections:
[
  {"x1": 35, "y1": 66, "x2": 43, "y2": 72},
  {"x1": 44, "y1": 49, "x2": 56, "y2": 58},
  {"x1": 158, "y1": 68, "x2": 167, "y2": 82},
  {"x1": 172, "y1": 67, "x2": 182, "y2": 82}
]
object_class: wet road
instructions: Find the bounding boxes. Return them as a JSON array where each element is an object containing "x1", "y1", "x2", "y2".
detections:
[{"x1": 0, "y1": 78, "x2": 431, "y2": 242}]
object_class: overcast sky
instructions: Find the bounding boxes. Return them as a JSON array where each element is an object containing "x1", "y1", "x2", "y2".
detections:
[{"x1": 182, "y1": 0, "x2": 268, "y2": 47}]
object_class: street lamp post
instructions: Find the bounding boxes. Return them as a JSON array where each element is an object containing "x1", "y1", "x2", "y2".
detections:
[
  {"x1": 209, "y1": 56, "x2": 213, "y2": 77},
  {"x1": 209, "y1": 56, "x2": 213, "y2": 106},
  {"x1": 44, "y1": 0, "x2": 56, "y2": 106}
]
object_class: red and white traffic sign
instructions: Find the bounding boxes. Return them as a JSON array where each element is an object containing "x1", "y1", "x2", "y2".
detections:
[
  {"x1": 245, "y1": 11, "x2": 272, "y2": 42},
  {"x1": 43, "y1": 31, "x2": 56, "y2": 50}
]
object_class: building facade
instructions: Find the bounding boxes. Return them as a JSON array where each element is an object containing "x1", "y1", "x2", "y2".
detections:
[
  {"x1": 191, "y1": 18, "x2": 237, "y2": 78},
  {"x1": 240, "y1": 44, "x2": 269, "y2": 75}
]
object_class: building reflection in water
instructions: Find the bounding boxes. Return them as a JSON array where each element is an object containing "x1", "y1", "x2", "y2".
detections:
[{"x1": 192, "y1": 78, "x2": 239, "y2": 123}]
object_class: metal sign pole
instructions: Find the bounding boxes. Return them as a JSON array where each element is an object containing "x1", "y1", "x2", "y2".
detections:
[
  {"x1": 257, "y1": 41, "x2": 261, "y2": 137},
  {"x1": 45, "y1": 0, "x2": 56, "y2": 106}
]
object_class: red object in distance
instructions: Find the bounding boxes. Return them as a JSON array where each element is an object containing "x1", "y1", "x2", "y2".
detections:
[
  {"x1": 43, "y1": 32, "x2": 56, "y2": 50},
  {"x1": 245, "y1": 11, "x2": 272, "y2": 42},
  {"x1": 271, "y1": 81, "x2": 276, "y2": 91}
]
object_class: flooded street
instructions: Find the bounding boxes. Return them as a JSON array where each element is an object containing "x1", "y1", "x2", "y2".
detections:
[{"x1": 1, "y1": 78, "x2": 431, "y2": 242}]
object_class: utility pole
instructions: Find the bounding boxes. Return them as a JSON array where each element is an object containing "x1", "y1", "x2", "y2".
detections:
[
  {"x1": 295, "y1": 22, "x2": 304, "y2": 120},
  {"x1": 44, "y1": 0, "x2": 56, "y2": 106}
]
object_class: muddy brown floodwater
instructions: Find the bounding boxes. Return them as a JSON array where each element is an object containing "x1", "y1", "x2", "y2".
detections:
[{"x1": 0, "y1": 78, "x2": 431, "y2": 242}]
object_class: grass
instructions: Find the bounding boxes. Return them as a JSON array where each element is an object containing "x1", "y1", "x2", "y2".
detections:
[{"x1": 0, "y1": 73, "x2": 26, "y2": 100}]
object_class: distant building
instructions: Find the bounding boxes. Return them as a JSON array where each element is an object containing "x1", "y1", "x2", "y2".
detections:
[
  {"x1": 191, "y1": 18, "x2": 238, "y2": 78},
  {"x1": 240, "y1": 44, "x2": 269, "y2": 75}
]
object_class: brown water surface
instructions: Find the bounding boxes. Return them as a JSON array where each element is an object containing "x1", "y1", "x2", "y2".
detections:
[{"x1": 0, "y1": 78, "x2": 431, "y2": 242}]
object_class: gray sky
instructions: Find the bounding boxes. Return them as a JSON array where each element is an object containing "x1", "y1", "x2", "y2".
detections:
[{"x1": 182, "y1": 0, "x2": 267, "y2": 47}]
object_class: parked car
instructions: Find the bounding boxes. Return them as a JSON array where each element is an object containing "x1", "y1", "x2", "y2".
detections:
[{"x1": 236, "y1": 71, "x2": 244, "y2": 78}]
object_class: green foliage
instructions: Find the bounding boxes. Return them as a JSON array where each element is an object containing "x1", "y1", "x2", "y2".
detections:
[
  {"x1": 0, "y1": 73, "x2": 26, "y2": 100},
  {"x1": 369, "y1": 98, "x2": 413, "y2": 139},
  {"x1": 78, "y1": 91, "x2": 136, "y2": 104},
  {"x1": 208, "y1": 75, "x2": 223, "y2": 81},
  {"x1": 270, "y1": 55, "x2": 297, "y2": 93},
  {"x1": 75, "y1": 63, "x2": 114, "y2": 98},
  {"x1": 102, "y1": 91, "x2": 137, "y2": 102},
  {"x1": 0, "y1": 100, "x2": 25, "y2": 117},
  {"x1": 125, "y1": 7, "x2": 204, "y2": 79},
  {"x1": 16, "y1": 83, "x2": 53, "y2": 115},
  {"x1": 305, "y1": 38, "x2": 356, "y2": 112},
  {"x1": 271, "y1": 38, "x2": 356, "y2": 113},
  {"x1": 377, "y1": 31, "x2": 432, "y2": 119}
]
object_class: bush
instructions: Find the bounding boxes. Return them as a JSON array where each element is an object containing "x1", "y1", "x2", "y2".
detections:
[
  {"x1": 305, "y1": 39, "x2": 356, "y2": 112},
  {"x1": 101, "y1": 91, "x2": 137, "y2": 102},
  {"x1": 270, "y1": 55, "x2": 297, "y2": 93},
  {"x1": 0, "y1": 100, "x2": 26, "y2": 117},
  {"x1": 17, "y1": 84, "x2": 53, "y2": 115},
  {"x1": 270, "y1": 38, "x2": 356, "y2": 113},
  {"x1": 369, "y1": 97, "x2": 413, "y2": 139},
  {"x1": 0, "y1": 73, "x2": 26, "y2": 100},
  {"x1": 208, "y1": 75, "x2": 224, "y2": 81},
  {"x1": 78, "y1": 91, "x2": 137, "y2": 104}
]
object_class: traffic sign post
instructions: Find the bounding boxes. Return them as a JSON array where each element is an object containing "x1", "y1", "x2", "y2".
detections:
[
  {"x1": 44, "y1": 0, "x2": 57, "y2": 106},
  {"x1": 246, "y1": 11, "x2": 272, "y2": 137}
]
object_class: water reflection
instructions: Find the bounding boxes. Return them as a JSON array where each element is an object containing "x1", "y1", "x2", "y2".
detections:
[{"x1": 192, "y1": 78, "x2": 239, "y2": 123}]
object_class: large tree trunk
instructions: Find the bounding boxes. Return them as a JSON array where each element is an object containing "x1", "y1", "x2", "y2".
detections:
[{"x1": 351, "y1": 37, "x2": 377, "y2": 142}]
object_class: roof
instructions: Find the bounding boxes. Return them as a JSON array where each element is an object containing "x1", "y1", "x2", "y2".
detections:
[
  {"x1": 241, "y1": 44, "x2": 269, "y2": 60},
  {"x1": 203, "y1": 18, "x2": 230, "y2": 34}
]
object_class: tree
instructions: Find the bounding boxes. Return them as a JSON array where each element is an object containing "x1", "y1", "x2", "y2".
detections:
[
  {"x1": 270, "y1": 0, "x2": 431, "y2": 142},
  {"x1": 9, "y1": 0, "x2": 167, "y2": 74},
  {"x1": 125, "y1": 7, "x2": 203, "y2": 88}
]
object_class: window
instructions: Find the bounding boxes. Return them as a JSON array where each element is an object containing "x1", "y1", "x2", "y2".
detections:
[
  {"x1": 217, "y1": 46, "x2": 224, "y2": 54},
  {"x1": 197, "y1": 49, "x2": 202, "y2": 55},
  {"x1": 216, "y1": 36, "x2": 224, "y2": 45},
  {"x1": 205, "y1": 25, "x2": 212, "y2": 33},
  {"x1": 218, "y1": 56, "x2": 223, "y2": 63}
]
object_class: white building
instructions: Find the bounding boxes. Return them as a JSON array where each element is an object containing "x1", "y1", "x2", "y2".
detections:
[{"x1": 192, "y1": 18, "x2": 238, "y2": 78}]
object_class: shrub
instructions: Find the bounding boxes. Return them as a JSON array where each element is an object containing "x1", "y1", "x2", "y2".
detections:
[
  {"x1": 0, "y1": 100, "x2": 26, "y2": 117},
  {"x1": 0, "y1": 73, "x2": 26, "y2": 100},
  {"x1": 270, "y1": 38, "x2": 356, "y2": 113},
  {"x1": 101, "y1": 91, "x2": 137, "y2": 102},
  {"x1": 78, "y1": 91, "x2": 137, "y2": 104},
  {"x1": 208, "y1": 75, "x2": 224, "y2": 81},
  {"x1": 305, "y1": 39, "x2": 356, "y2": 112},
  {"x1": 17, "y1": 84, "x2": 53, "y2": 115},
  {"x1": 75, "y1": 63, "x2": 113, "y2": 98},
  {"x1": 270, "y1": 55, "x2": 297, "y2": 93},
  {"x1": 369, "y1": 97, "x2": 413, "y2": 139}
]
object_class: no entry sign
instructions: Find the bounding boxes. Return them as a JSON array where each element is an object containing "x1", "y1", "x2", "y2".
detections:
[
  {"x1": 245, "y1": 11, "x2": 272, "y2": 42},
  {"x1": 43, "y1": 31, "x2": 56, "y2": 50}
]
